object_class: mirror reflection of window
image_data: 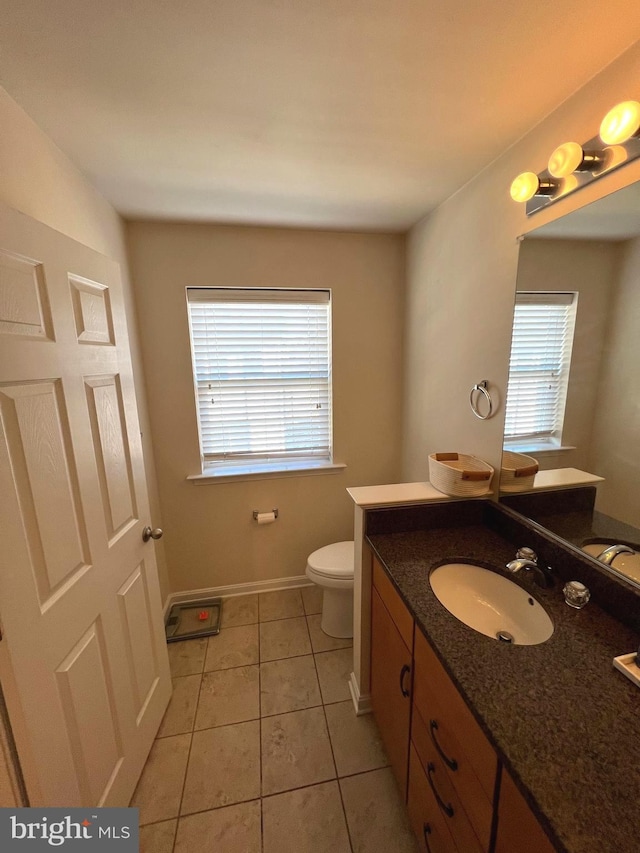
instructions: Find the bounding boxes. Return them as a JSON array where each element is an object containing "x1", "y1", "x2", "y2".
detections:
[{"x1": 504, "y1": 291, "x2": 577, "y2": 452}]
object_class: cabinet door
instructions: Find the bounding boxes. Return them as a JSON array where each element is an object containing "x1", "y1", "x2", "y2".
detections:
[
  {"x1": 407, "y1": 744, "x2": 458, "y2": 853},
  {"x1": 495, "y1": 768, "x2": 557, "y2": 853},
  {"x1": 371, "y1": 586, "x2": 412, "y2": 797}
]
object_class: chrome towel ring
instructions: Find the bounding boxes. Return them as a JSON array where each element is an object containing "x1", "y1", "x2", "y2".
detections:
[{"x1": 469, "y1": 380, "x2": 494, "y2": 420}]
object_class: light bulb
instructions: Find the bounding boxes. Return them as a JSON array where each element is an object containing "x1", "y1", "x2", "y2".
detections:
[
  {"x1": 510, "y1": 172, "x2": 539, "y2": 203},
  {"x1": 548, "y1": 142, "x2": 584, "y2": 178},
  {"x1": 599, "y1": 101, "x2": 640, "y2": 145}
]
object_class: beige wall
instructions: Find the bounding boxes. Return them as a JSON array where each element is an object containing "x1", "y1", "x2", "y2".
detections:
[
  {"x1": 515, "y1": 238, "x2": 619, "y2": 471},
  {"x1": 127, "y1": 221, "x2": 405, "y2": 592},
  {"x1": 589, "y1": 236, "x2": 640, "y2": 527},
  {"x1": 403, "y1": 42, "x2": 640, "y2": 484},
  {"x1": 0, "y1": 86, "x2": 170, "y2": 601}
]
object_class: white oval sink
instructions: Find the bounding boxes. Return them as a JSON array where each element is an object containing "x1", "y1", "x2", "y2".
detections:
[{"x1": 429, "y1": 563, "x2": 554, "y2": 645}]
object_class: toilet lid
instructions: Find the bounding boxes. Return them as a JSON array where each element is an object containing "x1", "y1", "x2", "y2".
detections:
[{"x1": 307, "y1": 541, "x2": 354, "y2": 579}]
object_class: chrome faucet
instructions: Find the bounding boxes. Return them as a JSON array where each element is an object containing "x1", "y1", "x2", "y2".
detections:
[
  {"x1": 506, "y1": 547, "x2": 554, "y2": 589},
  {"x1": 596, "y1": 544, "x2": 636, "y2": 565}
]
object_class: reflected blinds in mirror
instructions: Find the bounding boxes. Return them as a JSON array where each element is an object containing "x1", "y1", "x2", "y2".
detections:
[{"x1": 504, "y1": 292, "x2": 577, "y2": 444}]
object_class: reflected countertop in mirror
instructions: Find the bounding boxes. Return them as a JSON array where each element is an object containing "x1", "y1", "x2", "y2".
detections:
[
  {"x1": 502, "y1": 485, "x2": 640, "y2": 587},
  {"x1": 502, "y1": 486, "x2": 640, "y2": 548}
]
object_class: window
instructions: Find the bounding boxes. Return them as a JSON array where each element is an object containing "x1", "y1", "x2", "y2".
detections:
[
  {"x1": 503, "y1": 291, "x2": 578, "y2": 450},
  {"x1": 187, "y1": 287, "x2": 335, "y2": 478}
]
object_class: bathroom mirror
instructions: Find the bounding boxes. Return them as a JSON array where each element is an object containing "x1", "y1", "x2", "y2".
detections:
[{"x1": 500, "y1": 180, "x2": 640, "y2": 588}]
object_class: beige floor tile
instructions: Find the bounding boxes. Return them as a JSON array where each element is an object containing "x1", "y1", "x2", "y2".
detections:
[
  {"x1": 325, "y1": 701, "x2": 388, "y2": 777},
  {"x1": 261, "y1": 706, "x2": 336, "y2": 795},
  {"x1": 301, "y1": 584, "x2": 323, "y2": 615},
  {"x1": 260, "y1": 655, "x2": 322, "y2": 717},
  {"x1": 175, "y1": 800, "x2": 261, "y2": 853},
  {"x1": 340, "y1": 768, "x2": 418, "y2": 853},
  {"x1": 314, "y1": 647, "x2": 353, "y2": 704},
  {"x1": 204, "y1": 623, "x2": 259, "y2": 671},
  {"x1": 130, "y1": 733, "x2": 191, "y2": 825},
  {"x1": 259, "y1": 589, "x2": 304, "y2": 622},
  {"x1": 263, "y1": 781, "x2": 351, "y2": 853},
  {"x1": 307, "y1": 614, "x2": 353, "y2": 653},
  {"x1": 181, "y1": 720, "x2": 260, "y2": 814},
  {"x1": 157, "y1": 675, "x2": 201, "y2": 738},
  {"x1": 167, "y1": 637, "x2": 207, "y2": 677},
  {"x1": 195, "y1": 665, "x2": 259, "y2": 729},
  {"x1": 260, "y1": 616, "x2": 311, "y2": 661},
  {"x1": 139, "y1": 819, "x2": 177, "y2": 853},
  {"x1": 222, "y1": 594, "x2": 259, "y2": 627}
]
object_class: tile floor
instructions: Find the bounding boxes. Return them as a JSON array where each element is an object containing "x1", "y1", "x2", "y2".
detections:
[{"x1": 132, "y1": 586, "x2": 417, "y2": 852}]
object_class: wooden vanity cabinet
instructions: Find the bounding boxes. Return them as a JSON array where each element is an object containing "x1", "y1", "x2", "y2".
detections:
[
  {"x1": 370, "y1": 559, "x2": 413, "y2": 797},
  {"x1": 370, "y1": 557, "x2": 558, "y2": 853}
]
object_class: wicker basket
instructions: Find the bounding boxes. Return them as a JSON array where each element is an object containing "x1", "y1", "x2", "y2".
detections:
[
  {"x1": 428, "y1": 452, "x2": 494, "y2": 497},
  {"x1": 499, "y1": 451, "x2": 539, "y2": 492}
]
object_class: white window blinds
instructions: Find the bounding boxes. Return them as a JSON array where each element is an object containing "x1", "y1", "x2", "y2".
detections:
[
  {"x1": 187, "y1": 288, "x2": 332, "y2": 469},
  {"x1": 504, "y1": 292, "x2": 577, "y2": 443}
]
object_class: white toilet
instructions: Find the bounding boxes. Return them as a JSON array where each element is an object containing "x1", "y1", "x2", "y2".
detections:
[{"x1": 305, "y1": 541, "x2": 355, "y2": 638}]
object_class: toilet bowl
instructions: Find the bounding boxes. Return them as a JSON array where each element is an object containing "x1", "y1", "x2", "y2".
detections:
[{"x1": 305, "y1": 541, "x2": 355, "y2": 638}]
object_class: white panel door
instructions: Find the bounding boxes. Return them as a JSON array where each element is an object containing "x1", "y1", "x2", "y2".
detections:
[{"x1": 0, "y1": 203, "x2": 171, "y2": 807}]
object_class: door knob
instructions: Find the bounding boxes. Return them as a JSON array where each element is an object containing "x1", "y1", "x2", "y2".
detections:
[{"x1": 142, "y1": 526, "x2": 163, "y2": 542}]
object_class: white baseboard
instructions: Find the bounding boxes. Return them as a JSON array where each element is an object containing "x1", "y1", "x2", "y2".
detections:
[
  {"x1": 349, "y1": 671, "x2": 372, "y2": 716},
  {"x1": 165, "y1": 574, "x2": 313, "y2": 615}
]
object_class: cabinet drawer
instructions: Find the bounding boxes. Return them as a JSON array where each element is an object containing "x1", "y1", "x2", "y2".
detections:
[
  {"x1": 407, "y1": 743, "x2": 458, "y2": 853},
  {"x1": 414, "y1": 628, "x2": 496, "y2": 804},
  {"x1": 372, "y1": 557, "x2": 414, "y2": 652},
  {"x1": 411, "y1": 707, "x2": 485, "y2": 853},
  {"x1": 412, "y1": 675, "x2": 493, "y2": 844}
]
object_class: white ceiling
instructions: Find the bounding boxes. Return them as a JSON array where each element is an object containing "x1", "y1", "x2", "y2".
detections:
[{"x1": 1, "y1": 1, "x2": 640, "y2": 231}]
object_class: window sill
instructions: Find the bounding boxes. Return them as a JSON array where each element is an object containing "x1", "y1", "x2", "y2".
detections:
[
  {"x1": 187, "y1": 459, "x2": 347, "y2": 485},
  {"x1": 504, "y1": 441, "x2": 577, "y2": 455}
]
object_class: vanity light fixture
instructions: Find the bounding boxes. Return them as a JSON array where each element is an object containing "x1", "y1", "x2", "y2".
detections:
[
  {"x1": 511, "y1": 96, "x2": 640, "y2": 215},
  {"x1": 547, "y1": 141, "x2": 604, "y2": 178}
]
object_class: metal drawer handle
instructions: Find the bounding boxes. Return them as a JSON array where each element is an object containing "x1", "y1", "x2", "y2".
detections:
[
  {"x1": 429, "y1": 719, "x2": 458, "y2": 771},
  {"x1": 423, "y1": 822, "x2": 433, "y2": 852},
  {"x1": 399, "y1": 664, "x2": 411, "y2": 697},
  {"x1": 426, "y1": 762, "x2": 455, "y2": 818}
]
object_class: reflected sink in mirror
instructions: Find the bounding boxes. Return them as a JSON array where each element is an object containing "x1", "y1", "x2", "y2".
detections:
[
  {"x1": 429, "y1": 563, "x2": 554, "y2": 645},
  {"x1": 582, "y1": 543, "x2": 640, "y2": 585}
]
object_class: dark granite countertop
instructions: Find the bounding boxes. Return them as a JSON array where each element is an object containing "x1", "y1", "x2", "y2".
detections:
[{"x1": 367, "y1": 522, "x2": 640, "y2": 853}]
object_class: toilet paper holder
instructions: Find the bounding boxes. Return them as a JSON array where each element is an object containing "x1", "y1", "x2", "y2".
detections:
[{"x1": 253, "y1": 508, "x2": 279, "y2": 520}]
